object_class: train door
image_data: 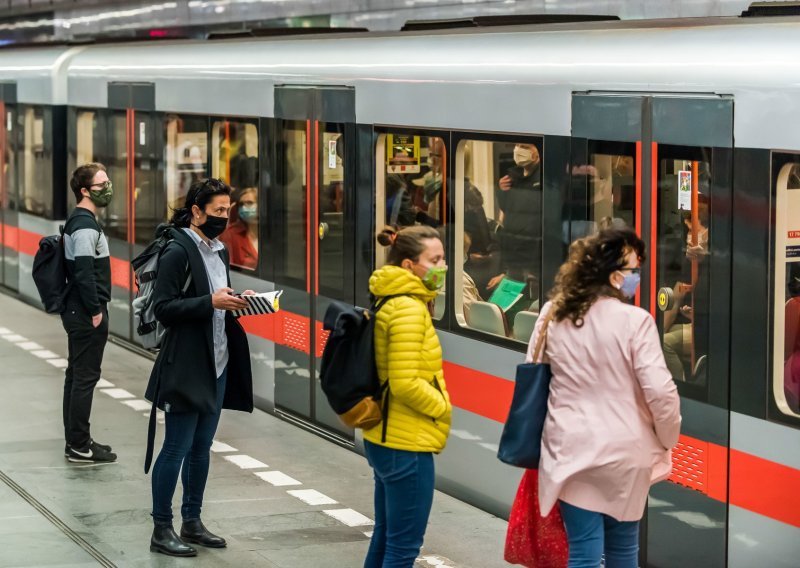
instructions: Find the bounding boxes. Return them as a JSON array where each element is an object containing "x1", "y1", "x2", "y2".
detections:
[
  {"x1": 103, "y1": 83, "x2": 160, "y2": 343},
  {"x1": 273, "y1": 86, "x2": 356, "y2": 438},
  {"x1": 0, "y1": 86, "x2": 19, "y2": 292},
  {"x1": 570, "y1": 93, "x2": 733, "y2": 568}
]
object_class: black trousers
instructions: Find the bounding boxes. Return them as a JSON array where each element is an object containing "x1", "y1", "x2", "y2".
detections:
[{"x1": 61, "y1": 303, "x2": 109, "y2": 449}]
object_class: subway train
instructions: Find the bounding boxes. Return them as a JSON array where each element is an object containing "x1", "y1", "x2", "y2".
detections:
[{"x1": 0, "y1": 12, "x2": 799, "y2": 568}]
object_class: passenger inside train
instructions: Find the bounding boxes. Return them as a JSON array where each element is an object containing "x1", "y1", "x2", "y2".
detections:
[{"x1": 220, "y1": 186, "x2": 259, "y2": 271}]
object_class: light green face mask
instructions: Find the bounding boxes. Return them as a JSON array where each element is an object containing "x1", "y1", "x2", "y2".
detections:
[
  {"x1": 87, "y1": 181, "x2": 113, "y2": 208},
  {"x1": 421, "y1": 265, "x2": 447, "y2": 291}
]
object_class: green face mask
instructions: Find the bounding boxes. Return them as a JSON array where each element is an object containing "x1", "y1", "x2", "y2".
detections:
[
  {"x1": 87, "y1": 181, "x2": 113, "y2": 208},
  {"x1": 420, "y1": 265, "x2": 447, "y2": 291}
]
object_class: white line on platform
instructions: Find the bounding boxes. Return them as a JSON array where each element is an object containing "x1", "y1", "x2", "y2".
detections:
[
  {"x1": 419, "y1": 555, "x2": 457, "y2": 567},
  {"x1": 287, "y1": 489, "x2": 337, "y2": 505},
  {"x1": 122, "y1": 399, "x2": 152, "y2": 412},
  {"x1": 100, "y1": 388, "x2": 135, "y2": 400},
  {"x1": 363, "y1": 530, "x2": 374, "y2": 538},
  {"x1": 0, "y1": 327, "x2": 11, "y2": 334},
  {"x1": 210, "y1": 440, "x2": 238, "y2": 453},
  {"x1": 254, "y1": 471, "x2": 302, "y2": 487},
  {"x1": 223, "y1": 455, "x2": 269, "y2": 470},
  {"x1": 46, "y1": 358, "x2": 68, "y2": 368},
  {"x1": 17, "y1": 341, "x2": 44, "y2": 351},
  {"x1": 449, "y1": 429, "x2": 483, "y2": 441},
  {"x1": 478, "y1": 442, "x2": 499, "y2": 452},
  {"x1": 322, "y1": 508, "x2": 374, "y2": 527},
  {"x1": 96, "y1": 378, "x2": 114, "y2": 388},
  {"x1": 31, "y1": 350, "x2": 59, "y2": 359},
  {"x1": 3, "y1": 334, "x2": 28, "y2": 342}
]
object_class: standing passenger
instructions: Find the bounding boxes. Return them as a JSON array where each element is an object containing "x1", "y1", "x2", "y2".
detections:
[
  {"x1": 365, "y1": 225, "x2": 453, "y2": 568},
  {"x1": 529, "y1": 228, "x2": 681, "y2": 568},
  {"x1": 145, "y1": 179, "x2": 254, "y2": 557},
  {"x1": 62, "y1": 163, "x2": 115, "y2": 463}
]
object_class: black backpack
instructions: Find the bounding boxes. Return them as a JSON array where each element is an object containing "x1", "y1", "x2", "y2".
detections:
[
  {"x1": 32, "y1": 225, "x2": 71, "y2": 314},
  {"x1": 319, "y1": 296, "x2": 398, "y2": 431}
]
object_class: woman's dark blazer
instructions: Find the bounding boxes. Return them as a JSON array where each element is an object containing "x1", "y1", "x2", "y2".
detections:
[{"x1": 143, "y1": 227, "x2": 253, "y2": 471}]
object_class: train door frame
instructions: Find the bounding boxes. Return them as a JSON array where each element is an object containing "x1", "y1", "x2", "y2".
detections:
[
  {"x1": 570, "y1": 92, "x2": 734, "y2": 568},
  {"x1": 0, "y1": 82, "x2": 18, "y2": 292},
  {"x1": 106, "y1": 82, "x2": 158, "y2": 343},
  {"x1": 272, "y1": 85, "x2": 357, "y2": 441}
]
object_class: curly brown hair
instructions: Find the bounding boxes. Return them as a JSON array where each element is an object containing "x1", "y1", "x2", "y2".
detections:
[{"x1": 549, "y1": 228, "x2": 646, "y2": 326}]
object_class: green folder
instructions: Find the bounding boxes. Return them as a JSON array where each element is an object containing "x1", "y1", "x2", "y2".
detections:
[{"x1": 488, "y1": 278, "x2": 526, "y2": 312}]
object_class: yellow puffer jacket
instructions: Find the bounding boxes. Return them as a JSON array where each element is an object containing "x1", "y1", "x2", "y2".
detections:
[{"x1": 364, "y1": 265, "x2": 452, "y2": 453}]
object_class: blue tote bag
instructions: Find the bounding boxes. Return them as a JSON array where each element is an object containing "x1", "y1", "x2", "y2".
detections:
[{"x1": 497, "y1": 312, "x2": 554, "y2": 469}]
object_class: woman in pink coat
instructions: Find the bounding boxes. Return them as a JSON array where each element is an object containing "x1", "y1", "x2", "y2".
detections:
[{"x1": 526, "y1": 228, "x2": 681, "y2": 568}]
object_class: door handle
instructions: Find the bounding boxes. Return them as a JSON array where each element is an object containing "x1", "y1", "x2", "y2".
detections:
[{"x1": 318, "y1": 222, "x2": 329, "y2": 240}]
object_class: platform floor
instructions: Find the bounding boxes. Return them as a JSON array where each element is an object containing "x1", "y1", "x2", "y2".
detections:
[{"x1": 0, "y1": 293, "x2": 509, "y2": 568}]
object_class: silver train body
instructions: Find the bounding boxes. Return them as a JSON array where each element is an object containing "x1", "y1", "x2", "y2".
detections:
[{"x1": 0, "y1": 16, "x2": 798, "y2": 567}]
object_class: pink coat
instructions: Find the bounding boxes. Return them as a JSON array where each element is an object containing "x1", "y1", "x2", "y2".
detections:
[{"x1": 526, "y1": 297, "x2": 681, "y2": 522}]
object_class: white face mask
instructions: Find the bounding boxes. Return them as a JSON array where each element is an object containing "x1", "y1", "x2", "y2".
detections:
[{"x1": 514, "y1": 146, "x2": 535, "y2": 167}]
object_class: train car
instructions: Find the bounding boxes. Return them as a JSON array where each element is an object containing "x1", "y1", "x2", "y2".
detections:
[{"x1": 0, "y1": 14, "x2": 798, "y2": 567}]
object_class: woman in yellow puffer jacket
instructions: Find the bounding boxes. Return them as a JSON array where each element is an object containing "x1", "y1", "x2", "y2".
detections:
[{"x1": 363, "y1": 225, "x2": 453, "y2": 568}]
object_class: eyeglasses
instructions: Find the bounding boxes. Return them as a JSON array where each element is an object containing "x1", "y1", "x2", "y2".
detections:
[{"x1": 89, "y1": 181, "x2": 112, "y2": 191}]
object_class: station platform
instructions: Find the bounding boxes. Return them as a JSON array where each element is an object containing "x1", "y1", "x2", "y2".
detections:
[{"x1": 0, "y1": 293, "x2": 508, "y2": 568}]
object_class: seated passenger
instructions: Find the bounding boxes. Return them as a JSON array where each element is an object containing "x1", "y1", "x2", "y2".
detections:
[
  {"x1": 219, "y1": 186, "x2": 258, "y2": 270},
  {"x1": 784, "y1": 268, "x2": 800, "y2": 413},
  {"x1": 462, "y1": 233, "x2": 483, "y2": 324},
  {"x1": 662, "y1": 195, "x2": 710, "y2": 382}
]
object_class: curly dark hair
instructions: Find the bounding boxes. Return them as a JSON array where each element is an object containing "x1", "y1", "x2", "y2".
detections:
[{"x1": 550, "y1": 228, "x2": 646, "y2": 326}]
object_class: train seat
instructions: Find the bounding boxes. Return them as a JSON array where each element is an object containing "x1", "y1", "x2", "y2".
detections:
[
  {"x1": 469, "y1": 301, "x2": 506, "y2": 337},
  {"x1": 513, "y1": 310, "x2": 539, "y2": 342}
]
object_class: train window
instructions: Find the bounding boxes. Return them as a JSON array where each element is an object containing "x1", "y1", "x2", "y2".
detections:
[
  {"x1": 375, "y1": 132, "x2": 447, "y2": 319},
  {"x1": 212, "y1": 119, "x2": 259, "y2": 271},
  {"x1": 165, "y1": 114, "x2": 208, "y2": 216},
  {"x1": 655, "y1": 147, "x2": 712, "y2": 390},
  {"x1": 132, "y1": 114, "x2": 164, "y2": 245},
  {"x1": 277, "y1": 120, "x2": 307, "y2": 284},
  {"x1": 773, "y1": 159, "x2": 800, "y2": 418},
  {"x1": 17, "y1": 106, "x2": 53, "y2": 219},
  {"x1": 454, "y1": 138, "x2": 543, "y2": 340}
]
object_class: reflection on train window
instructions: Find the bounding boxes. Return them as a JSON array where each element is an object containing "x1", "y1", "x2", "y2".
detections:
[
  {"x1": 277, "y1": 121, "x2": 306, "y2": 283},
  {"x1": 773, "y1": 160, "x2": 800, "y2": 418},
  {"x1": 454, "y1": 138, "x2": 543, "y2": 341},
  {"x1": 131, "y1": 115, "x2": 163, "y2": 245},
  {"x1": 319, "y1": 125, "x2": 346, "y2": 296},
  {"x1": 211, "y1": 120, "x2": 258, "y2": 190},
  {"x1": 165, "y1": 114, "x2": 207, "y2": 216},
  {"x1": 17, "y1": 106, "x2": 53, "y2": 219},
  {"x1": 212, "y1": 119, "x2": 259, "y2": 271},
  {"x1": 568, "y1": 142, "x2": 637, "y2": 243},
  {"x1": 656, "y1": 148, "x2": 711, "y2": 389},
  {"x1": 3, "y1": 106, "x2": 18, "y2": 211},
  {"x1": 377, "y1": 132, "x2": 447, "y2": 320},
  {"x1": 97, "y1": 112, "x2": 129, "y2": 242}
]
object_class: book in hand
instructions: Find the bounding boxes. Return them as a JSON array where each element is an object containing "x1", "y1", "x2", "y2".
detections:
[
  {"x1": 488, "y1": 278, "x2": 526, "y2": 312},
  {"x1": 232, "y1": 290, "x2": 283, "y2": 317}
]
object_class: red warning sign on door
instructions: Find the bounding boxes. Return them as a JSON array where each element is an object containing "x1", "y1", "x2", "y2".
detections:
[{"x1": 789, "y1": 231, "x2": 800, "y2": 238}]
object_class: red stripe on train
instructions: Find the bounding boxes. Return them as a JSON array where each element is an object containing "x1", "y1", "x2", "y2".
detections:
[{"x1": 6, "y1": 225, "x2": 800, "y2": 528}]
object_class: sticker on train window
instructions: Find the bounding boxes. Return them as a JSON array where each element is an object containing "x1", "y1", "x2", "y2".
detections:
[{"x1": 678, "y1": 170, "x2": 692, "y2": 210}]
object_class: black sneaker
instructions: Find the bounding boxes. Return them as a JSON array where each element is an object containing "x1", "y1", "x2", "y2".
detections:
[
  {"x1": 66, "y1": 441, "x2": 117, "y2": 463},
  {"x1": 65, "y1": 439, "x2": 112, "y2": 458}
]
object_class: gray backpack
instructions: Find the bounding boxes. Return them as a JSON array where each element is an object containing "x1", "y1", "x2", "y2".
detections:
[{"x1": 131, "y1": 227, "x2": 191, "y2": 351}]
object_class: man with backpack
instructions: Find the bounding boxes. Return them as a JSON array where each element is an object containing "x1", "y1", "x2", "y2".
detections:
[{"x1": 60, "y1": 163, "x2": 116, "y2": 463}]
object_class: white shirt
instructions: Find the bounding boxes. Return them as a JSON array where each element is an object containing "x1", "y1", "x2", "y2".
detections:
[{"x1": 183, "y1": 228, "x2": 228, "y2": 378}]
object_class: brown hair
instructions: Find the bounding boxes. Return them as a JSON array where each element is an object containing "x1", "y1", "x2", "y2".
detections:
[
  {"x1": 377, "y1": 225, "x2": 442, "y2": 266},
  {"x1": 549, "y1": 228, "x2": 645, "y2": 326},
  {"x1": 69, "y1": 162, "x2": 106, "y2": 202}
]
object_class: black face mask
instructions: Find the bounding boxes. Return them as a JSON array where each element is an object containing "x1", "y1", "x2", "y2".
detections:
[{"x1": 197, "y1": 214, "x2": 228, "y2": 240}]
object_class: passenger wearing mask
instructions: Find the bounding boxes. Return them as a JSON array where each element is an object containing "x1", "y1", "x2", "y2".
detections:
[
  {"x1": 144, "y1": 178, "x2": 255, "y2": 557},
  {"x1": 365, "y1": 225, "x2": 453, "y2": 568},
  {"x1": 220, "y1": 186, "x2": 259, "y2": 270},
  {"x1": 489, "y1": 143, "x2": 543, "y2": 296},
  {"x1": 527, "y1": 228, "x2": 681, "y2": 568}
]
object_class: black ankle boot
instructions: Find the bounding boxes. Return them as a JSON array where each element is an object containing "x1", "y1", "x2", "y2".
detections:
[
  {"x1": 150, "y1": 524, "x2": 197, "y2": 557},
  {"x1": 180, "y1": 519, "x2": 227, "y2": 548}
]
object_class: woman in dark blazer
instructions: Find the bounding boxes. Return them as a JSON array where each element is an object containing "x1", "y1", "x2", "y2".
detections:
[{"x1": 144, "y1": 178, "x2": 254, "y2": 557}]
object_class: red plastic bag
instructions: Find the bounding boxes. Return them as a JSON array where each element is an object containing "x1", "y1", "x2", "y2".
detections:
[{"x1": 504, "y1": 469, "x2": 569, "y2": 568}]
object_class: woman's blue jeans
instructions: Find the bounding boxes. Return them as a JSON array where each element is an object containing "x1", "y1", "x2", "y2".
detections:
[
  {"x1": 364, "y1": 441, "x2": 435, "y2": 568},
  {"x1": 151, "y1": 369, "x2": 226, "y2": 526},
  {"x1": 559, "y1": 500, "x2": 640, "y2": 568}
]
